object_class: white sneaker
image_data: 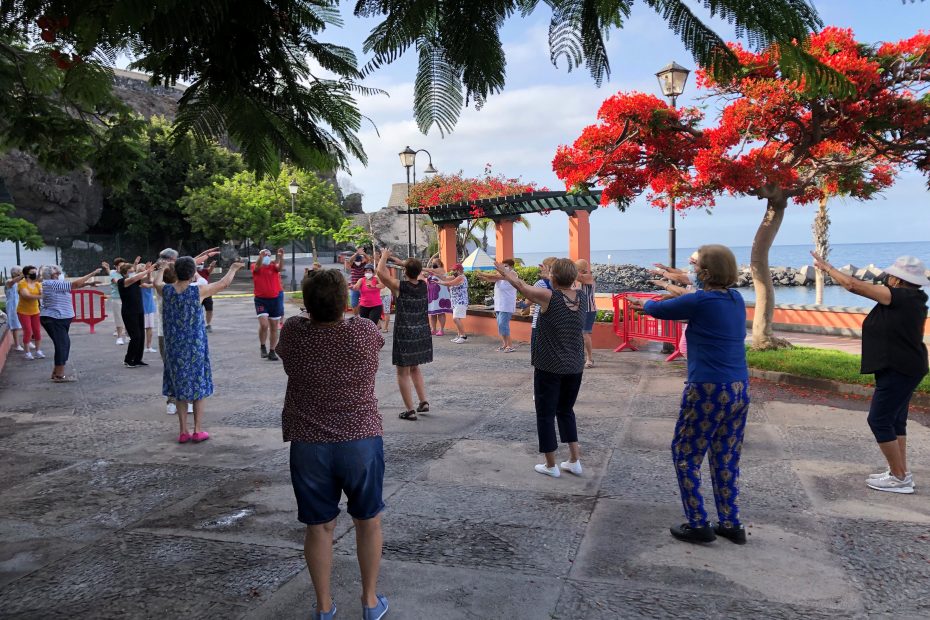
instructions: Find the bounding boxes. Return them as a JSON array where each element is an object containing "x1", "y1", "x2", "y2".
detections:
[
  {"x1": 560, "y1": 460, "x2": 583, "y2": 476},
  {"x1": 534, "y1": 463, "x2": 561, "y2": 478},
  {"x1": 24, "y1": 352, "x2": 34, "y2": 360},
  {"x1": 112, "y1": 331, "x2": 118, "y2": 337},
  {"x1": 451, "y1": 336, "x2": 466, "y2": 344},
  {"x1": 187, "y1": 403, "x2": 194, "y2": 414},
  {"x1": 116, "y1": 338, "x2": 125, "y2": 345},
  {"x1": 28, "y1": 342, "x2": 35, "y2": 350},
  {"x1": 145, "y1": 347, "x2": 158, "y2": 353},
  {"x1": 166, "y1": 402, "x2": 177, "y2": 415},
  {"x1": 869, "y1": 468, "x2": 912, "y2": 481},
  {"x1": 14, "y1": 345, "x2": 24, "y2": 352},
  {"x1": 34, "y1": 350, "x2": 45, "y2": 359},
  {"x1": 866, "y1": 474, "x2": 915, "y2": 494}
]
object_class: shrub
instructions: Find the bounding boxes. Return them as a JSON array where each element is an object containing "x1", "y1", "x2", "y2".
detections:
[{"x1": 465, "y1": 266, "x2": 541, "y2": 305}]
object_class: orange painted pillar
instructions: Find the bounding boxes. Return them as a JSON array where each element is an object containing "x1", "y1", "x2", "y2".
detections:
[
  {"x1": 495, "y1": 219, "x2": 514, "y2": 262},
  {"x1": 569, "y1": 210, "x2": 591, "y2": 263},
  {"x1": 438, "y1": 223, "x2": 459, "y2": 271}
]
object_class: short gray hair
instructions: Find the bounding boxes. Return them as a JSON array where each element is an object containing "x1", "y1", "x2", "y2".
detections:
[
  {"x1": 9, "y1": 265, "x2": 21, "y2": 276},
  {"x1": 159, "y1": 248, "x2": 179, "y2": 261},
  {"x1": 40, "y1": 264, "x2": 61, "y2": 280}
]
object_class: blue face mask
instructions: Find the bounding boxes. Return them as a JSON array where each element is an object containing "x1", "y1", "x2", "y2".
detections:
[{"x1": 262, "y1": 256, "x2": 272, "y2": 266}]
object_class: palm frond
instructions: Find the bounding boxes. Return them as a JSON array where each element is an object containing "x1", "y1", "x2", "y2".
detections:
[{"x1": 414, "y1": 38, "x2": 464, "y2": 136}]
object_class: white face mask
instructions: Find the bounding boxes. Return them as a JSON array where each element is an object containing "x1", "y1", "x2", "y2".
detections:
[
  {"x1": 262, "y1": 256, "x2": 272, "y2": 266},
  {"x1": 58, "y1": 273, "x2": 65, "y2": 281}
]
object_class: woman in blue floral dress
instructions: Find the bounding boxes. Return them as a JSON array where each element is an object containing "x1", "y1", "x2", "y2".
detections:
[{"x1": 154, "y1": 256, "x2": 243, "y2": 444}]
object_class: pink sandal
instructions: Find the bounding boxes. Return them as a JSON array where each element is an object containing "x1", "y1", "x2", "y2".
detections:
[
  {"x1": 178, "y1": 433, "x2": 192, "y2": 444},
  {"x1": 191, "y1": 431, "x2": 210, "y2": 443}
]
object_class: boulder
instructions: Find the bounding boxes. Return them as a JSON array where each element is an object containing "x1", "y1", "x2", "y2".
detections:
[
  {"x1": 796, "y1": 265, "x2": 815, "y2": 284},
  {"x1": 838, "y1": 264, "x2": 858, "y2": 276}
]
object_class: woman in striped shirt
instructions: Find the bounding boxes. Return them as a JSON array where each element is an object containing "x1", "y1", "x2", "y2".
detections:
[
  {"x1": 39, "y1": 264, "x2": 102, "y2": 382},
  {"x1": 493, "y1": 258, "x2": 586, "y2": 479}
]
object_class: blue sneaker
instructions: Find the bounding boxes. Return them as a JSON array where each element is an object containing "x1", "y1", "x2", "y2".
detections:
[
  {"x1": 362, "y1": 594, "x2": 388, "y2": 620},
  {"x1": 313, "y1": 601, "x2": 336, "y2": 620}
]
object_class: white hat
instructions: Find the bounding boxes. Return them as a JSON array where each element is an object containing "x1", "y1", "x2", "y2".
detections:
[{"x1": 884, "y1": 255, "x2": 929, "y2": 287}]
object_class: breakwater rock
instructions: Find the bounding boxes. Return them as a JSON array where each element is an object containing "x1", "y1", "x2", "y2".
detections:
[{"x1": 588, "y1": 263, "x2": 876, "y2": 294}]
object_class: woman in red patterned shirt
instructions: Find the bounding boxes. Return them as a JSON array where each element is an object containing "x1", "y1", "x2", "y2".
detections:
[{"x1": 276, "y1": 269, "x2": 389, "y2": 620}]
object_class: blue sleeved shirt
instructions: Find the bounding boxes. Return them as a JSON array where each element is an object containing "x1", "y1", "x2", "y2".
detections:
[{"x1": 644, "y1": 289, "x2": 748, "y2": 383}]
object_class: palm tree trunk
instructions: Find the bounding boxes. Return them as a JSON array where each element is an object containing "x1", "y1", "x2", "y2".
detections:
[
  {"x1": 750, "y1": 197, "x2": 792, "y2": 350},
  {"x1": 813, "y1": 194, "x2": 830, "y2": 306}
]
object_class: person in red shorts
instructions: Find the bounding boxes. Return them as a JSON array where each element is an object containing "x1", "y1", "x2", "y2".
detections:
[{"x1": 253, "y1": 248, "x2": 286, "y2": 361}]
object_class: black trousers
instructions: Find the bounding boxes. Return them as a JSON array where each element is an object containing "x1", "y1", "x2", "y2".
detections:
[
  {"x1": 40, "y1": 317, "x2": 72, "y2": 366},
  {"x1": 122, "y1": 311, "x2": 145, "y2": 365},
  {"x1": 359, "y1": 304, "x2": 383, "y2": 323},
  {"x1": 533, "y1": 368, "x2": 583, "y2": 453},
  {"x1": 868, "y1": 368, "x2": 924, "y2": 443}
]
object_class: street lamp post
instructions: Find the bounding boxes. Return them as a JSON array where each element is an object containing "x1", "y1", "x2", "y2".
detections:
[
  {"x1": 288, "y1": 179, "x2": 299, "y2": 291},
  {"x1": 398, "y1": 146, "x2": 438, "y2": 259},
  {"x1": 655, "y1": 61, "x2": 690, "y2": 269}
]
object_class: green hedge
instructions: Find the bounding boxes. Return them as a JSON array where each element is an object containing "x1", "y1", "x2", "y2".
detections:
[{"x1": 466, "y1": 266, "x2": 541, "y2": 305}]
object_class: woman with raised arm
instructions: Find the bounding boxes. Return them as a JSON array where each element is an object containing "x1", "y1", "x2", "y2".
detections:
[
  {"x1": 436, "y1": 263, "x2": 469, "y2": 343},
  {"x1": 477, "y1": 259, "x2": 518, "y2": 352},
  {"x1": 39, "y1": 264, "x2": 102, "y2": 382},
  {"x1": 812, "y1": 252, "x2": 928, "y2": 494},
  {"x1": 3, "y1": 266, "x2": 25, "y2": 351},
  {"x1": 153, "y1": 256, "x2": 244, "y2": 444},
  {"x1": 352, "y1": 264, "x2": 385, "y2": 324},
  {"x1": 117, "y1": 261, "x2": 155, "y2": 368},
  {"x1": 494, "y1": 258, "x2": 586, "y2": 479},
  {"x1": 425, "y1": 258, "x2": 452, "y2": 336},
  {"x1": 377, "y1": 248, "x2": 432, "y2": 420},
  {"x1": 631, "y1": 244, "x2": 749, "y2": 545}
]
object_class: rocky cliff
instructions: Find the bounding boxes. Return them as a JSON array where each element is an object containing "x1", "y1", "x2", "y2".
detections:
[{"x1": 351, "y1": 183, "x2": 435, "y2": 257}]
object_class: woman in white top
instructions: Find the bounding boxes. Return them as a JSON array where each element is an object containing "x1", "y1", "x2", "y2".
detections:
[{"x1": 477, "y1": 258, "x2": 518, "y2": 352}]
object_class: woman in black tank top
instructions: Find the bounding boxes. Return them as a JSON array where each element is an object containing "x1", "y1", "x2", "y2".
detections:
[{"x1": 494, "y1": 258, "x2": 586, "y2": 479}]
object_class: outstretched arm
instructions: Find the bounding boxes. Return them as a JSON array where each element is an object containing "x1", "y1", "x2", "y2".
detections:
[
  {"x1": 72, "y1": 268, "x2": 103, "y2": 289},
  {"x1": 494, "y1": 261, "x2": 552, "y2": 308},
  {"x1": 376, "y1": 250, "x2": 400, "y2": 296},
  {"x1": 199, "y1": 262, "x2": 245, "y2": 300},
  {"x1": 811, "y1": 251, "x2": 891, "y2": 305},
  {"x1": 122, "y1": 264, "x2": 155, "y2": 286}
]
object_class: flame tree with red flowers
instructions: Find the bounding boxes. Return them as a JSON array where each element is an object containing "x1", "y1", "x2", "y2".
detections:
[{"x1": 554, "y1": 28, "x2": 930, "y2": 349}]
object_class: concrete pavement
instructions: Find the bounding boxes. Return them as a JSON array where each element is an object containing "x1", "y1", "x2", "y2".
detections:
[{"x1": 0, "y1": 298, "x2": 928, "y2": 618}]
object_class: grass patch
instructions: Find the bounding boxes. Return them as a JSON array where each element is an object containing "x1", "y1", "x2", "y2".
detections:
[{"x1": 746, "y1": 346, "x2": 930, "y2": 394}]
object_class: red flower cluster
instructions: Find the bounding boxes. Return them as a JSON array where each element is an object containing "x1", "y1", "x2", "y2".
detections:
[
  {"x1": 553, "y1": 27, "x2": 930, "y2": 211},
  {"x1": 37, "y1": 14, "x2": 80, "y2": 70},
  {"x1": 407, "y1": 167, "x2": 538, "y2": 214}
]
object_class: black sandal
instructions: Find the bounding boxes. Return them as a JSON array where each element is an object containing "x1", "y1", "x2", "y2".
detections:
[
  {"x1": 399, "y1": 410, "x2": 418, "y2": 421},
  {"x1": 416, "y1": 401, "x2": 430, "y2": 413}
]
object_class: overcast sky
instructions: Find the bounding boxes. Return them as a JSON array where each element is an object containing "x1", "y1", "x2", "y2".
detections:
[{"x1": 319, "y1": 1, "x2": 930, "y2": 252}]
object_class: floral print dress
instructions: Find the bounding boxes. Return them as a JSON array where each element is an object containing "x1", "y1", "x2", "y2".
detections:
[
  {"x1": 426, "y1": 273, "x2": 452, "y2": 315},
  {"x1": 162, "y1": 284, "x2": 213, "y2": 401}
]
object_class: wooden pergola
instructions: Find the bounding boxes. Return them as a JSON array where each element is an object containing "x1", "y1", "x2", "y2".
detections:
[{"x1": 401, "y1": 190, "x2": 602, "y2": 269}]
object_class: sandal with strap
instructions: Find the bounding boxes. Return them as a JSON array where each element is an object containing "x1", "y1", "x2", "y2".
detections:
[
  {"x1": 417, "y1": 401, "x2": 430, "y2": 413},
  {"x1": 398, "y1": 410, "x2": 418, "y2": 421}
]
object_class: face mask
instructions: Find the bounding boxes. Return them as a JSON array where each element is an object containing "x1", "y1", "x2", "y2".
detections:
[
  {"x1": 262, "y1": 256, "x2": 272, "y2": 266},
  {"x1": 58, "y1": 273, "x2": 65, "y2": 281},
  {"x1": 27, "y1": 273, "x2": 36, "y2": 280},
  {"x1": 354, "y1": 259, "x2": 363, "y2": 266},
  {"x1": 196, "y1": 264, "x2": 204, "y2": 270}
]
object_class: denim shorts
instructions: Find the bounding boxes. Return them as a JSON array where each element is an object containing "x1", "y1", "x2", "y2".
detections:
[
  {"x1": 254, "y1": 292, "x2": 285, "y2": 319},
  {"x1": 290, "y1": 436, "x2": 385, "y2": 525},
  {"x1": 583, "y1": 310, "x2": 597, "y2": 333},
  {"x1": 496, "y1": 311, "x2": 513, "y2": 336}
]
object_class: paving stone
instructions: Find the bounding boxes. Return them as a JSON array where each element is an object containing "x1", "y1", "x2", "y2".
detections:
[
  {"x1": 828, "y1": 517, "x2": 930, "y2": 616},
  {"x1": 777, "y1": 425, "x2": 884, "y2": 463},
  {"x1": 570, "y1": 499, "x2": 859, "y2": 612},
  {"x1": 2, "y1": 593, "x2": 245, "y2": 620},
  {"x1": 553, "y1": 579, "x2": 863, "y2": 620},
  {"x1": 0, "y1": 519, "x2": 85, "y2": 589},
  {"x1": 622, "y1": 418, "x2": 785, "y2": 460},
  {"x1": 247, "y1": 557, "x2": 562, "y2": 620},
  {"x1": 794, "y1": 460, "x2": 930, "y2": 523},
  {"x1": 0, "y1": 459, "x2": 228, "y2": 532},
  {"x1": 0, "y1": 450, "x2": 76, "y2": 493},
  {"x1": 0, "y1": 416, "x2": 166, "y2": 458},
  {"x1": 112, "y1": 426, "x2": 287, "y2": 469},
  {"x1": 383, "y1": 435, "x2": 457, "y2": 481},
  {"x1": 0, "y1": 531, "x2": 304, "y2": 616}
]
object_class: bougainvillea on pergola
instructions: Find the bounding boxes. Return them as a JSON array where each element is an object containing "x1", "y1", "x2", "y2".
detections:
[
  {"x1": 553, "y1": 27, "x2": 930, "y2": 350},
  {"x1": 407, "y1": 166, "x2": 545, "y2": 258}
]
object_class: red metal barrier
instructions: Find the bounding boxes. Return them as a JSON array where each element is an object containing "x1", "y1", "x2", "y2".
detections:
[
  {"x1": 611, "y1": 292, "x2": 683, "y2": 362},
  {"x1": 72, "y1": 289, "x2": 107, "y2": 334}
]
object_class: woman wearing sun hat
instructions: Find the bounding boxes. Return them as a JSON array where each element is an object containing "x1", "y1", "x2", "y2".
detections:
[{"x1": 812, "y1": 252, "x2": 929, "y2": 495}]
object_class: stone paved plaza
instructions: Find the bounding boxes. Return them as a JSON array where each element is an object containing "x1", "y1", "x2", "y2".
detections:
[{"x1": 0, "y1": 297, "x2": 928, "y2": 619}]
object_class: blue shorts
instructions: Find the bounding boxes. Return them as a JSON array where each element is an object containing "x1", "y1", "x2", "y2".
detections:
[
  {"x1": 290, "y1": 436, "x2": 385, "y2": 525},
  {"x1": 349, "y1": 289, "x2": 361, "y2": 308},
  {"x1": 254, "y1": 292, "x2": 285, "y2": 319},
  {"x1": 583, "y1": 310, "x2": 597, "y2": 333},
  {"x1": 496, "y1": 311, "x2": 513, "y2": 337}
]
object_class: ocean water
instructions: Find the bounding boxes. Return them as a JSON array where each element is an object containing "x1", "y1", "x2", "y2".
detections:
[{"x1": 516, "y1": 241, "x2": 930, "y2": 308}]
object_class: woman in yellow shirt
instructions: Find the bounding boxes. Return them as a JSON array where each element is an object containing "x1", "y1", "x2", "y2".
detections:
[{"x1": 17, "y1": 266, "x2": 44, "y2": 360}]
